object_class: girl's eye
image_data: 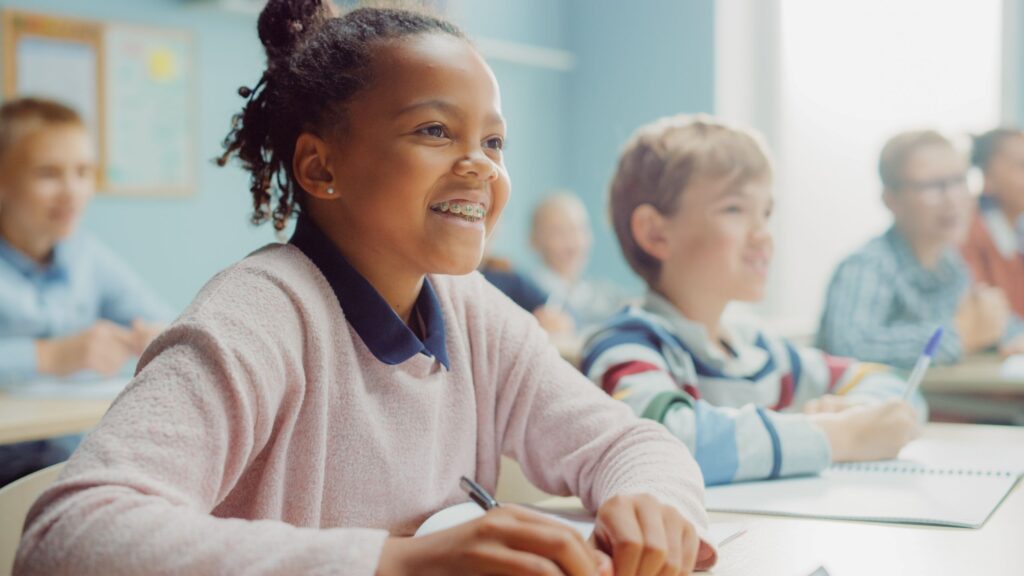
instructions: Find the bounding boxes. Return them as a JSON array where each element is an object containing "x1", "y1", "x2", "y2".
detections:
[
  {"x1": 418, "y1": 124, "x2": 448, "y2": 139},
  {"x1": 723, "y1": 205, "x2": 743, "y2": 214},
  {"x1": 484, "y1": 136, "x2": 505, "y2": 151}
]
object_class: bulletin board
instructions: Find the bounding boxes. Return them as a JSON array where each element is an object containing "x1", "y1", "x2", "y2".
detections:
[
  {"x1": 2, "y1": 9, "x2": 196, "y2": 197},
  {"x1": 103, "y1": 24, "x2": 194, "y2": 196}
]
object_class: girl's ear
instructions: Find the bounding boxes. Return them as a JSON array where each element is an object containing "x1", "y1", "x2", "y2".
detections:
[
  {"x1": 294, "y1": 132, "x2": 337, "y2": 199},
  {"x1": 631, "y1": 203, "x2": 671, "y2": 262}
]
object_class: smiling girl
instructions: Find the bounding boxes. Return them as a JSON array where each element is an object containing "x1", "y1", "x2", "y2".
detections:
[{"x1": 15, "y1": 3, "x2": 714, "y2": 575}]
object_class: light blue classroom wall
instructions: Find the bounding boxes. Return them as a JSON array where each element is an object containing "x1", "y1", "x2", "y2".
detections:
[
  {"x1": 454, "y1": 0, "x2": 573, "y2": 270},
  {"x1": 565, "y1": 0, "x2": 715, "y2": 293},
  {"x1": 0, "y1": 0, "x2": 573, "y2": 311},
  {"x1": 455, "y1": 0, "x2": 569, "y2": 50}
]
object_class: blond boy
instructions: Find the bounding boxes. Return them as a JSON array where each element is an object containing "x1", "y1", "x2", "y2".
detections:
[{"x1": 583, "y1": 115, "x2": 922, "y2": 485}]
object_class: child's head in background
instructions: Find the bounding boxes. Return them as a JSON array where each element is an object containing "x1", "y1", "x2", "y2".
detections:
[
  {"x1": 220, "y1": 0, "x2": 509, "y2": 279},
  {"x1": 609, "y1": 114, "x2": 774, "y2": 314},
  {"x1": 530, "y1": 192, "x2": 592, "y2": 283},
  {"x1": 880, "y1": 130, "x2": 970, "y2": 251},
  {"x1": 972, "y1": 127, "x2": 1024, "y2": 216},
  {"x1": 0, "y1": 97, "x2": 95, "y2": 262}
]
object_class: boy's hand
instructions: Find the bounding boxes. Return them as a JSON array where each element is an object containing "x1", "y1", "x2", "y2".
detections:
[
  {"x1": 36, "y1": 320, "x2": 136, "y2": 377},
  {"x1": 998, "y1": 333, "x2": 1024, "y2": 357},
  {"x1": 810, "y1": 399, "x2": 921, "y2": 462},
  {"x1": 534, "y1": 306, "x2": 576, "y2": 336},
  {"x1": 591, "y1": 493, "x2": 710, "y2": 576},
  {"x1": 955, "y1": 284, "x2": 1009, "y2": 354},
  {"x1": 802, "y1": 394, "x2": 872, "y2": 414},
  {"x1": 377, "y1": 505, "x2": 609, "y2": 576},
  {"x1": 130, "y1": 319, "x2": 164, "y2": 356}
]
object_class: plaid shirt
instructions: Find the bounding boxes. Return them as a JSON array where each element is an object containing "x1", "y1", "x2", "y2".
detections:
[{"x1": 818, "y1": 226, "x2": 1024, "y2": 368}]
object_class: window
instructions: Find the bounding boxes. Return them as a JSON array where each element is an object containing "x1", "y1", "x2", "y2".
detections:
[{"x1": 717, "y1": 0, "x2": 1006, "y2": 336}]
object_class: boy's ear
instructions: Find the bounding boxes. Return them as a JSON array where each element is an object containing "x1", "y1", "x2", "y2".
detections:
[
  {"x1": 631, "y1": 203, "x2": 671, "y2": 262},
  {"x1": 881, "y1": 188, "x2": 897, "y2": 214},
  {"x1": 293, "y1": 133, "x2": 337, "y2": 199}
]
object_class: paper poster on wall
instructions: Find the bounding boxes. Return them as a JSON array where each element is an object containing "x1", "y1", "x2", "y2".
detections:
[{"x1": 103, "y1": 25, "x2": 195, "y2": 196}]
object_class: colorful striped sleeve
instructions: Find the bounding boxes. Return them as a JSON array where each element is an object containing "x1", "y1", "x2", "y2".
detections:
[
  {"x1": 583, "y1": 324, "x2": 831, "y2": 485},
  {"x1": 786, "y1": 339, "x2": 928, "y2": 420}
]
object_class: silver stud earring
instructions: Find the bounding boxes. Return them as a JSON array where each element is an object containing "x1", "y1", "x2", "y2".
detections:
[{"x1": 326, "y1": 187, "x2": 335, "y2": 195}]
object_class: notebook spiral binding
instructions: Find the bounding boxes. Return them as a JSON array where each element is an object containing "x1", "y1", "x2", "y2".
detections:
[{"x1": 830, "y1": 462, "x2": 1014, "y2": 478}]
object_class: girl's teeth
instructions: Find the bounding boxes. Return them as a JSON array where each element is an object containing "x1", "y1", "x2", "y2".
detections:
[{"x1": 434, "y1": 202, "x2": 485, "y2": 217}]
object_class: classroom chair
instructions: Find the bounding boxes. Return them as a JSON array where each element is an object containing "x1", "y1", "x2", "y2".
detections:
[
  {"x1": 495, "y1": 456, "x2": 555, "y2": 504},
  {"x1": 0, "y1": 462, "x2": 64, "y2": 576}
]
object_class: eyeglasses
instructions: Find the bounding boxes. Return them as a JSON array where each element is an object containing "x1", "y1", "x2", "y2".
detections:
[{"x1": 896, "y1": 174, "x2": 968, "y2": 201}]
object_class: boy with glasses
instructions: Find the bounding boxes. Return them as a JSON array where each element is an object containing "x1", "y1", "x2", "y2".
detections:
[{"x1": 818, "y1": 130, "x2": 1024, "y2": 368}]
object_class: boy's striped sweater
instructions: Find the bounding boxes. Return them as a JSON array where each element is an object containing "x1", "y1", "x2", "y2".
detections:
[{"x1": 582, "y1": 292, "x2": 925, "y2": 485}]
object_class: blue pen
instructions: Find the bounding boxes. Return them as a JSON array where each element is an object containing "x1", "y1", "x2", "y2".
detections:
[
  {"x1": 460, "y1": 476, "x2": 500, "y2": 511},
  {"x1": 902, "y1": 327, "x2": 943, "y2": 400}
]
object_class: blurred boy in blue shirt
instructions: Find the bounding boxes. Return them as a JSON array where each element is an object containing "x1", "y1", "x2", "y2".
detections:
[{"x1": 0, "y1": 97, "x2": 172, "y2": 485}]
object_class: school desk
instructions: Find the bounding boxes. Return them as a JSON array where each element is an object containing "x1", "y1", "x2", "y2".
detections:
[
  {"x1": 922, "y1": 354, "x2": 1024, "y2": 394},
  {"x1": 921, "y1": 355, "x2": 1024, "y2": 424},
  {"x1": 535, "y1": 423, "x2": 1024, "y2": 576},
  {"x1": 0, "y1": 395, "x2": 111, "y2": 444}
]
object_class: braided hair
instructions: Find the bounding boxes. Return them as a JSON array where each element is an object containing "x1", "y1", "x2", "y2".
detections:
[{"x1": 218, "y1": 0, "x2": 464, "y2": 230}]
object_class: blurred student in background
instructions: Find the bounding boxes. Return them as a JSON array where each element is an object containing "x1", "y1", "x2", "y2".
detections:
[
  {"x1": 819, "y1": 130, "x2": 1024, "y2": 368},
  {"x1": 962, "y1": 128, "x2": 1024, "y2": 319},
  {"x1": 530, "y1": 192, "x2": 627, "y2": 333},
  {"x1": 584, "y1": 115, "x2": 922, "y2": 486},
  {"x1": 0, "y1": 97, "x2": 172, "y2": 486},
  {"x1": 479, "y1": 252, "x2": 575, "y2": 336}
]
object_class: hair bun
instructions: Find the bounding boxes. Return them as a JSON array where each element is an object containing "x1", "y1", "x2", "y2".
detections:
[{"x1": 257, "y1": 0, "x2": 331, "y2": 64}]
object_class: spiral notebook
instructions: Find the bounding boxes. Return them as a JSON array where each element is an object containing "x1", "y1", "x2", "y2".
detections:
[{"x1": 705, "y1": 460, "x2": 1020, "y2": 528}]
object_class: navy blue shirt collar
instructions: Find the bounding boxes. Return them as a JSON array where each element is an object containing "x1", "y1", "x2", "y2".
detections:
[{"x1": 289, "y1": 215, "x2": 449, "y2": 370}]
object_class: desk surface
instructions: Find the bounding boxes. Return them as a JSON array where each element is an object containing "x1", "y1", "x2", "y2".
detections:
[
  {"x1": 922, "y1": 354, "x2": 1024, "y2": 394},
  {"x1": 0, "y1": 395, "x2": 111, "y2": 444},
  {"x1": 541, "y1": 424, "x2": 1024, "y2": 576}
]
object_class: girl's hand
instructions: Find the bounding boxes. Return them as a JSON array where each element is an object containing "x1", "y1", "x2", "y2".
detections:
[
  {"x1": 377, "y1": 505, "x2": 611, "y2": 576},
  {"x1": 591, "y1": 493, "x2": 707, "y2": 576}
]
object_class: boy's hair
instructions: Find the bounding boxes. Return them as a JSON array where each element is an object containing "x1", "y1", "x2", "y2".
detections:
[
  {"x1": 971, "y1": 127, "x2": 1024, "y2": 172},
  {"x1": 878, "y1": 130, "x2": 955, "y2": 190},
  {"x1": 0, "y1": 97, "x2": 84, "y2": 160},
  {"x1": 608, "y1": 114, "x2": 773, "y2": 286},
  {"x1": 218, "y1": 0, "x2": 465, "y2": 231}
]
